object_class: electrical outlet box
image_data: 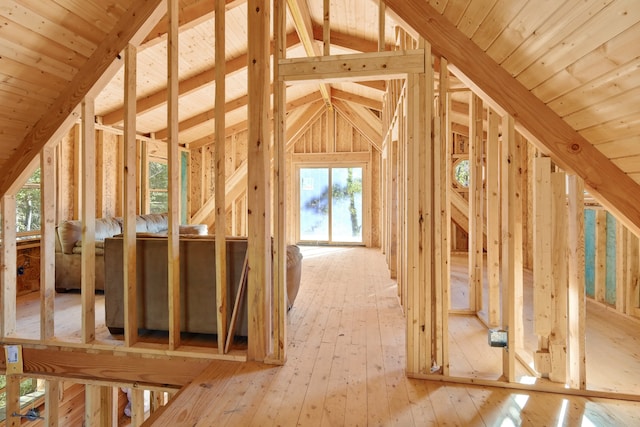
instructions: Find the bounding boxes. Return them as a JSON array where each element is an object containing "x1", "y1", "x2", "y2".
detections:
[{"x1": 488, "y1": 329, "x2": 508, "y2": 348}]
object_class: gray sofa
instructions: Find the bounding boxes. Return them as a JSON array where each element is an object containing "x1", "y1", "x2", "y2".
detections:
[
  {"x1": 55, "y1": 213, "x2": 207, "y2": 292},
  {"x1": 103, "y1": 236, "x2": 303, "y2": 337}
]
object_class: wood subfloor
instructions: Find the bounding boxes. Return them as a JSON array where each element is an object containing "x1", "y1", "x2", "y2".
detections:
[{"x1": 14, "y1": 246, "x2": 640, "y2": 426}]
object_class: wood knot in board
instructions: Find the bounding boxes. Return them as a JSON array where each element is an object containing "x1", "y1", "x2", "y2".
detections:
[
  {"x1": 199, "y1": 382, "x2": 212, "y2": 389},
  {"x1": 569, "y1": 143, "x2": 581, "y2": 153}
]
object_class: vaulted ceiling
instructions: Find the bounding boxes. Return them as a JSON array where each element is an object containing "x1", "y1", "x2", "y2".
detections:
[{"x1": 1, "y1": 0, "x2": 640, "y2": 231}]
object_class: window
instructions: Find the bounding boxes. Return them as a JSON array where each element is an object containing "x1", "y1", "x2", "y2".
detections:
[
  {"x1": 148, "y1": 161, "x2": 168, "y2": 214},
  {"x1": 15, "y1": 168, "x2": 41, "y2": 239},
  {"x1": 299, "y1": 166, "x2": 363, "y2": 244},
  {"x1": 0, "y1": 375, "x2": 43, "y2": 422},
  {"x1": 453, "y1": 159, "x2": 470, "y2": 188}
]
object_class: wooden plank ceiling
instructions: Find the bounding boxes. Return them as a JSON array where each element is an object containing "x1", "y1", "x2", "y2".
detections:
[{"x1": 1, "y1": 0, "x2": 639, "y2": 228}]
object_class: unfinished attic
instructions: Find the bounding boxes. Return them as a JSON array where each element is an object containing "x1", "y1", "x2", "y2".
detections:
[{"x1": 1, "y1": 0, "x2": 640, "y2": 425}]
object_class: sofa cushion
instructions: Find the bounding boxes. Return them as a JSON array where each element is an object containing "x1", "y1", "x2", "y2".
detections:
[
  {"x1": 139, "y1": 213, "x2": 169, "y2": 233},
  {"x1": 95, "y1": 217, "x2": 123, "y2": 241},
  {"x1": 57, "y1": 220, "x2": 81, "y2": 254}
]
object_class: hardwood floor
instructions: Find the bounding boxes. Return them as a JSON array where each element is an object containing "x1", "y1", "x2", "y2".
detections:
[{"x1": 14, "y1": 246, "x2": 640, "y2": 425}]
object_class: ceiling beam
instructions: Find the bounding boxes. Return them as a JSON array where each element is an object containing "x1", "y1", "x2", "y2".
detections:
[
  {"x1": 331, "y1": 87, "x2": 383, "y2": 111},
  {"x1": 280, "y1": 49, "x2": 424, "y2": 83},
  {"x1": 286, "y1": 0, "x2": 332, "y2": 108},
  {"x1": 0, "y1": 0, "x2": 167, "y2": 197},
  {"x1": 186, "y1": 92, "x2": 324, "y2": 149},
  {"x1": 155, "y1": 89, "x2": 322, "y2": 141},
  {"x1": 382, "y1": 0, "x2": 640, "y2": 237},
  {"x1": 311, "y1": 24, "x2": 394, "y2": 53},
  {"x1": 142, "y1": 0, "x2": 247, "y2": 47},
  {"x1": 102, "y1": 31, "x2": 301, "y2": 126}
]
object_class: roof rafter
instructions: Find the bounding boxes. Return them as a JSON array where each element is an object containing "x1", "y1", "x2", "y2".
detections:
[
  {"x1": 0, "y1": 0, "x2": 167, "y2": 197},
  {"x1": 102, "y1": 31, "x2": 301, "y2": 126},
  {"x1": 142, "y1": 0, "x2": 247, "y2": 47},
  {"x1": 286, "y1": 0, "x2": 332, "y2": 108},
  {"x1": 382, "y1": 0, "x2": 640, "y2": 236}
]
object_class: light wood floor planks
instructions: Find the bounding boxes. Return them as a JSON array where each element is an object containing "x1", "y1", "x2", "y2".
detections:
[{"x1": 12, "y1": 246, "x2": 640, "y2": 425}]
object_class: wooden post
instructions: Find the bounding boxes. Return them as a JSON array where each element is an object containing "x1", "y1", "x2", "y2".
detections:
[
  {"x1": 5, "y1": 375, "x2": 20, "y2": 427},
  {"x1": 81, "y1": 98, "x2": 96, "y2": 343},
  {"x1": 41, "y1": 144, "x2": 57, "y2": 341},
  {"x1": 501, "y1": 115, "x2": 517, "y2": 382},
  {"x1": 247, "y1": 0, "x2": 272, "y2": 361},
  {"x1": 595, "y1": 209, "x2": 607, "y2": 303},
  {"x1": 486, "y1": 108, "x2": 500, "y2": 327},
  {"x1": 378, "y1": 0, "x2": 386, "y2": 52},
  {"x1": 469, "y1": 93, "x2": 483, "y2": 312},
  {"x1": 549, "y1": 171, "x2": 568, "y2": 383},
  {"x1": 85, "y1": 384, "x2": 101, "y2": 426},
  {"x1": 626, "y1": 232, "x2": 640, "y2": 317},
  {"x1": 167, "y1": 0, "x2": 181, "y2": 350},
  {"x1": 406, "y1": 39, "x2": 433, "y2": 375},
  {"x1": 434, "y1": 56, "x2": 450, "y2": 374},
  {"x1": 616, "y1": 222, "x2": 627, "y2": 313},
  {"x1": 567, "y1": 174, "x2": 586, "y2": 390},
  {"x1": 131, "y1": 388, "x2": 145, "y2": 427},
  {"x1": 100, "y1": 386, "x2": 117, "y2": 427},
  {"x1": 215, "y1": 0, "x2": 228, "y2": 353},
  {"x1": 123, "y1": 44, "x2": 138, "y2": 347},
  {"x1": 1, "y1": 195, "x2": 17, "y2": 338},
  {"x1": 533, "y1": 157, "x2": 552, "y2": 338},
  {"x1": 323, "y1": 0, "x2": 330, "y2": 56},
  {"x1": 45, "y1": 379, "x2": 60, "y2": 426},
  {"x1": 271, "y1": 0, "x2": 287, "y2": 363}
]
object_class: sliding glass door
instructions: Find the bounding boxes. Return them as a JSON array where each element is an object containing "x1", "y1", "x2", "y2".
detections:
[{"x1": 299, "y1": 166, "x2": 363, "y2": 244}]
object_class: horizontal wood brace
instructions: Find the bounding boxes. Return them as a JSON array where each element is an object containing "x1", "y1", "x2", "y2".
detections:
[{"x1": 279, "y1": 49, "x2": 425, "y2": 83}]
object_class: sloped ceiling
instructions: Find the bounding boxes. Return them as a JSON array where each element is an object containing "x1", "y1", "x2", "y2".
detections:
[{"x1": 0, "y1": 0, "x2": 639, "y2": 233}]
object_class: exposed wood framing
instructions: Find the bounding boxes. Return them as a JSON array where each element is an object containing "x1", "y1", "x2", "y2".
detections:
[
  {"x1": 0, "y1": 346, "x2": 219, "y2": 387},
  {"x1": 332, "y1": 99, "x2": 382, "y2": 152},
  {"x1": 40, "y1": 144, "x2": 56, "y2": 340},
  {"x1": 323, "y1": 0, "x2": 330, "y2": 56},
  {"x1": 0, "y1": 0, "x2": 167, "y2": 197},
  {"x1": 279, "y1": 49, "x2": 425, "y2": 83},
  {"x1": 123, "y1": 44, "x2": 139, "y2": 347},
  {"x1": 534, "y1": 156, "x2": 552, "y2": 339},
  {"x1": 378, "y1": 0, "x2": 386, "y2": 52},
  {"x1": 1, "y1": 195, "x2": 17, "y2": 337},
  {"x1": 381, "y1": 0, "x2": 640, "y2": 237},
  {"x1": 616, "y1": 223, "x2": 627, "y2": 313},
  {"x1": 5, "y1": 375, "x2": 19, "y2": 427},
  {"x1": 468, "y1": 93, "x2": 483, "y2": 312},
  {"x1": 486, "y1": 108, "x2": 500, "y2": 327},
  {"x1": 45, "y1": 379, "x2": 60, "y2": 426},
  {"x1": 143, "y1": 0, "x2": 246, "y2": 47},
  {"x1": 595, "y1": 209, "x2": 607, "y2": 303},
  {"x1": 435, "y1": 57, "x2": 450, "y2": 374},
  {"x1": 501, "y1": 115, "x2": 517, "y2": 382},
  {"x1": 286, "y1": 0, "x2": 332, "y2": 108},
  {"x1": 167, "y1": 0, "x2": 181, "y2": 350},
  {"x1": 247, "y1": 0, "x2": 272, "y2": 361},
  {"x1": 215, "y1": 0, "x2": 228, "y2": 353},
  {"x1": 271, "y1": 0, "x2": 287, "y2": 364},
  {"x1": 85, "y1": 384, "x2": 101, "y2": 426},
  {"x1": 81, "y1": 98, "x2": 96, "y2": 343},
  {"x1": 567, "y1": 175, "x2": 586, "y2": 390},
  {"x1": 550, "y1": 171, "x2": 568, "y2": 383},
  {"x1": 131, "y1": 388, "x2": 145, "y2": 426}
]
